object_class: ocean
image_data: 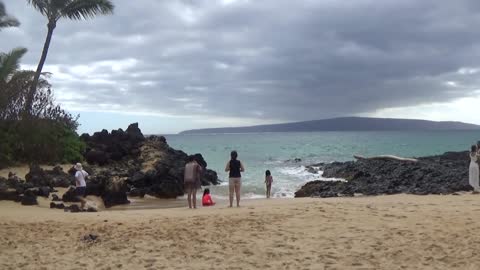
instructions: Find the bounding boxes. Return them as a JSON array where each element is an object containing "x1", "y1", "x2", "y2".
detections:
[{"x1": 166, "y1": 131, "x2": 480, "y2": 199}]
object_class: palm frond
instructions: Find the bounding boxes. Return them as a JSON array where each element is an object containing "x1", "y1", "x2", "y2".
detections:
[
  {"x1": 0, "y1": 47, "x2": 28, "y2": 83},
  {"x1": 0, "y1": 1, "x2": 20, "y2": 28},
  {"x1": 26, "y1": 0, "x2": 49, "y2": 17},
  {"x1": 62, "y1": 0, "x2": 114, "y2": 20},
  {"x1": 49, "y1": 0, "x2": 71, "y2": 20},
  {"x1": 0, "y1": 16, "x2": 19, "y2": 28}
]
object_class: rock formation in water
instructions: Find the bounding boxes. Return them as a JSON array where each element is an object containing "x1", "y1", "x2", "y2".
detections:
[{"x1": 295, "y1": 151, "x2": 471, "y2": 197}]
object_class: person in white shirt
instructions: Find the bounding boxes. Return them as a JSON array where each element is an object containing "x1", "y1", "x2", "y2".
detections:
[{"x1": 74, "y1": 163, "x2": 89, "y2": 209}]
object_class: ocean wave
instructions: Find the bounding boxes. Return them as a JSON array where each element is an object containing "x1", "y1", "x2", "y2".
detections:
[
  {"x1": 204, "y1": 165, "x2": 343, "y2": 199},
  {"x1": 278, "y1": 165, "x2": 321, "y2": 179}
]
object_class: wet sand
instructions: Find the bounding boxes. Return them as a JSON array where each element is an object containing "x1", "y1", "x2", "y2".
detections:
[{"x1": 2, "y1": 194, "x2": 480, "y2": 269}]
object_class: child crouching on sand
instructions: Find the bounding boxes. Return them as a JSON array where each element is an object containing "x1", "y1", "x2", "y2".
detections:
[
  {"x1": 265, "y1": 170, "x2": 273, "y2": 198},
  {"x1": 202, "y1": 188, "x2": 215, "y2": 206}
]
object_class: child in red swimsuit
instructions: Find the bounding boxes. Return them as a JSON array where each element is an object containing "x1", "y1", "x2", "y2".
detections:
[{"x1": 202, "y1": 188, "x2": 215, "y2": 206}]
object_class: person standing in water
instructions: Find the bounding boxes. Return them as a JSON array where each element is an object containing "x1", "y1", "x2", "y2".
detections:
[
  {"x1": 469, "y1": 145, "x2": 480, "y2": 193},
  {"x1": 225, "y1": 150, "x2": 245, "y2": 207},
  {"x1": 265, "y1": 170, "x2": 273, "y2": 199},
  {"x1": 184, "y1": 156, "x2": 202, "y2": 209}
]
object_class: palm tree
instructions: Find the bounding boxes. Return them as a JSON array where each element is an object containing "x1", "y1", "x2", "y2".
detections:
[
  {"x1": 25, "y1": 0, "x2": 114, "y2": 116},
  {"x1": 0, "y1": 1, "x2": 20, "y2": 29}
]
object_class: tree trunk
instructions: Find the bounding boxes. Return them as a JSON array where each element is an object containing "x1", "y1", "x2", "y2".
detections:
[{"x1": 24, "y1": 20, "x2": 56, "y2": 118}]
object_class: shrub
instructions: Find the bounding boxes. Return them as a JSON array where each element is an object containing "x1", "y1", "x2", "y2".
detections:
[
  {"x1": 0, "y1": 119, "x2": 85, "y2": 167},
  {"x1": 60, "y1": 127, "x2": 86, "y2": 163}
]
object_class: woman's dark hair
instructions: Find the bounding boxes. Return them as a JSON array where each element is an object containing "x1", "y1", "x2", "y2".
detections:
[
  {"x1": 203, "y1": 188, "x2": 210, "y2": 197},
  {"x1": 472, "y1": 145, "x2": 477, "y2": 153},
  {"x1": 230, "y1": 150, "x2": 238, "y2": 160},
  {"x1": 187, "y1": 155, "x2": 195, "y2": 162},
  {"x1": 265, "y1": 170, "x2": 271, "y2": 177}
]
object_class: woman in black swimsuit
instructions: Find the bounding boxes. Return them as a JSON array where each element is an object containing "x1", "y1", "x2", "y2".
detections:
[{"x1": 225, "y1": 150, "x2": 245, "y2": 207}]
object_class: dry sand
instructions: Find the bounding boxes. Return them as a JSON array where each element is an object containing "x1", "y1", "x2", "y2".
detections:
[{"x1": 2, "y1": 194, "x2": 480, "y2": 269}]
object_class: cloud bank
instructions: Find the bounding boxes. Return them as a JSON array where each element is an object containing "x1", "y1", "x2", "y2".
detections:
[{"x1": 2, "y1": 0, "x2": 480, "y2": 132}]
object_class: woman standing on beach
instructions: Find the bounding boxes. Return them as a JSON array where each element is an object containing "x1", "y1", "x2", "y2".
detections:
[
  {"x1": 469, "y1": 145, "x2": 479, "y2": 193},
  {"x1": 225, "y1": 150, "x2": 245, "y2": 207}
]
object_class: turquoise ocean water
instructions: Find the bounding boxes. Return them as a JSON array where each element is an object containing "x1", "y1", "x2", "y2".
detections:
[{"x1": 165, "y1": 131, "x2": 480, "y2": 198}]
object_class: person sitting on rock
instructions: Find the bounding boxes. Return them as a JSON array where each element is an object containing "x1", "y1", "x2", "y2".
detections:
[
  {"x1": 74, "y1": 163, "x2": 89, "y2": 210},
  {"x1": 202, "y1": 188, "x2": 215, "y2": 206},
  {"x1": 184, "y1": 156, "x2": 202, "y2": 209}
]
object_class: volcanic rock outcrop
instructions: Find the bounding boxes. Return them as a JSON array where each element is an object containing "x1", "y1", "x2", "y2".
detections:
[
  {"x1": 295, "y1": 151, "x2": 471, "y2": 197},
  {"x1": 1, "y1": 123, "x2": 219, "y2": 208}
]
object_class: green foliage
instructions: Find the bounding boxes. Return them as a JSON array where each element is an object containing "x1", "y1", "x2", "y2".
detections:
[
  {"x1": 60, "y1": 127, "x2": 86, "y2": 163},
  {"x1": 0, "y1": 123, "x2": 18, "y2": 167},
  {"x1": 0, "y1": 120, "x2": 85, "y2": 168}
]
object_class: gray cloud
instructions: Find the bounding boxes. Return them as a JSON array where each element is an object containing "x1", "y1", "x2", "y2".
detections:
[{"x1": 2, "y1": 0, "x2": 480, "y2": 124}]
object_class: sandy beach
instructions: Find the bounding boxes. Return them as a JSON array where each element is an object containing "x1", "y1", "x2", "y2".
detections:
[{"x1": 1, "y1": 194, "x2": 480, "y2": 270}]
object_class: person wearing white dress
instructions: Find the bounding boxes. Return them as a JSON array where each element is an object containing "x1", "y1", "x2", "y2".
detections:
[{"x1": 469, "y1": 145, "x2": 480, "y2": 193}]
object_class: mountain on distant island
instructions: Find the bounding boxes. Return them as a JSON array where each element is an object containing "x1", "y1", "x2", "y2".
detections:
[{"x1": 179, "y1": 117, "x2": 480, "y2": 134}]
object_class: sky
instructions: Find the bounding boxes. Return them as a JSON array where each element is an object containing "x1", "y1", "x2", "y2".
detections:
[{"x1": 2, "y1": 0, "x2": 480, "y2": 134}]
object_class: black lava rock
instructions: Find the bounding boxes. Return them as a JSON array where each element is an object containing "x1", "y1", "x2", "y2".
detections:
[{"x1": 296, "y1": 151, "x2": 472, "y2": 198}]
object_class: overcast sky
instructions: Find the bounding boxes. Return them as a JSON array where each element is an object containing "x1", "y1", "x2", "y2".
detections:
[{"x1": 2, "y1": 0, "x2": 480, "y2": 134}]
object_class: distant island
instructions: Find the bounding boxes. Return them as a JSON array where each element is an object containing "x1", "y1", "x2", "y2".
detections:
[{"x1": 179, "y1": 117, "x2": 480, "y2": 134}]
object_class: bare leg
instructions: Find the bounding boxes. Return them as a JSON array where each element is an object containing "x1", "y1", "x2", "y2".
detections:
[
  {"x1": 187, "y1": 188, "x2": 192, "y2": 208},
  {"x1": 266, "y1": 185, "x2": 268, "y2": 198},
  {"x1": 235, "y1": 180, "x2": 241, "y2": 207},
  {"x1": 77, "y1": 196, "x2": 86, "y2": 209},
  {"x1": 229, "y1": 179, "x2": 234, "y2": 207},
  {"x1": 80, "y1": 198, "x2": 86, "y2": 209},
  {"x1": 192, "y1": 188, "x2": 197, "y2": 209}
]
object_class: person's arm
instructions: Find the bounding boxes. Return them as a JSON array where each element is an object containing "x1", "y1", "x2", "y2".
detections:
[
  {"x1": 240, "y1": 161, "x2": 245, "y2": 172},
  {"x1": 225, "y1": 161, "x2": 230, "y2": 172},
  {"x1": 208, "y1": 194, "x2": 215, "y2": 205},
  {"x1": 265, "y1": 176, "x2": 267, "y2": 184}
]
